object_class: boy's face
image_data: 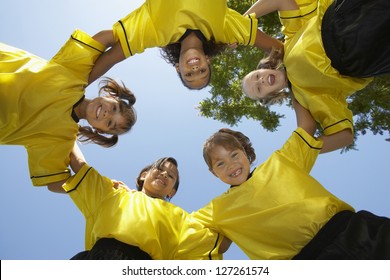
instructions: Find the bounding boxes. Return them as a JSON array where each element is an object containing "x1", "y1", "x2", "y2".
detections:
[{"x1": 209, "y1": 145, "x2": 251, "y2": 186}]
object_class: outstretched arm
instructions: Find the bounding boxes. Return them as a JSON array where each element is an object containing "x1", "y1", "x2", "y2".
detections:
[
  {"x1": 68, "y1": 142, "x2": 87, "y2": 174},
  {"x1": 46, "y1": 143, "x2": 87, "y2": 193},
  {"x1": 292, "y1": 95, "x2": 316, "y2": 136},
  {"x1": 244, "y1": 0, "x2": 298, "y2": 17},
  {"x1": 254, "y1": 29, "x2": 284, "y2": 53},
  {"x1": 218, "y1": 237, "x2": 233, "y2": 254},
  {"x1": 88, "y1": 30, "x2": 126, "y2": 85},
  {"x1": 244, "y1": 0, "x2": 297, "y2": 54},
  {"x1": 317, "y1": 130, "x2": 354, "y2": 154},
  {"x1": 292, "y1": 96, "x2": 354, "y2": 153}
]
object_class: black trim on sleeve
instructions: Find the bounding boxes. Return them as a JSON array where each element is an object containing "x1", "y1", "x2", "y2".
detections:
[
  {"x1": 30, "y1": 170, "x2": 70, "y2": 179},
  {"x1": 209, "y1": 233, "x2": 221, "y2": 260},
  {"x1": 118, "y1": 20, "x2": 133, "y2": 56},
  {"x1": 247, "y1": 15, "x2": 254, "y2": 46},
  {"x1": 323, "y1": 119, "x2": 353, "y2": 132},
  {"x1": 294, "y1": 130, "x2": 322, "y2": 150},
  {"x1": 66, "y1": 166, "x2": 93, "y2": 193},
  {"x1": 279, "y1": 6, "x2": 317, "y2": 20},
  {"x1": 70, "y1": 35, "x2": 104, "y2": 53}
]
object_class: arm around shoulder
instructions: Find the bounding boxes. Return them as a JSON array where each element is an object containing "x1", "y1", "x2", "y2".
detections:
[
  {"x1": 292, "y1": 95, "x2": 354, "y2": 153},
  {"x1": 88, "y1": 31, "x2": 126, "y2": 85},
  {"x1": 46, "y1": 142, "x2": 87, "y2": 193},
  {"x1": 318, "y1": 129, "x2": 354, "y2": 154},
  {"x1": 244, "y1": 0, "x2": 299, "y2": 17}
]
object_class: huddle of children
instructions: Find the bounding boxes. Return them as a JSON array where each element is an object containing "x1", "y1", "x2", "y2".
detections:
[{"x1": 1, "y1": 0, "x2": 389, "y2": 260}]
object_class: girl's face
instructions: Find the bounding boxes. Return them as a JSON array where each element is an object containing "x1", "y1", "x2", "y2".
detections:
[
  {"x1": 209, "y1": 145, "x2": 251, "y2": 186},
  {"x1": 86, "y1": 96, "x2": 127, "y2": 134},
  {"x1": 242, "y1": 68, "x2": 287, "y2": 101},
  {"x1": 141, "y1": 161, "x2": 178, "y2": 199},
  {"x1": 176, "y1": 48, "x2": 211, "y2": 89}
]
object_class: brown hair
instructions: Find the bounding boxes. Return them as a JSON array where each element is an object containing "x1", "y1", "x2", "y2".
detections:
[
  {"x1": 77, "y1": 77, "x2": 137, "y2": 147},
  {"x1": 203, "y1": 128, "x2": 256, "y2": 170}
]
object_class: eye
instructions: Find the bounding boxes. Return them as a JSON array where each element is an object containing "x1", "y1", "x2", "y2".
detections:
[
  {"x1": 185, "y1": 73, "x2": 193, "y2": 77},
  {"x1": 200, "y1": 68, "x2": 206, "y2": 73}
]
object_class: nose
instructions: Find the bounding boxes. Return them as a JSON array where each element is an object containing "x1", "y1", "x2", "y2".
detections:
[
  {"x1": 160, "y1": 171, "x2": 168, "y2": 178},
  {"x1": 191, "y1": 65, "x2": 199, "y2": 71},
  {"x1": 103, "y1": 109, "x2": 112, "y2": 119}
]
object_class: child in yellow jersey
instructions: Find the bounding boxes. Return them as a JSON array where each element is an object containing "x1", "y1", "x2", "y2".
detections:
[
  {"x1": 191, "y1": 98, "x2": 390, "y2": 259},
  {"x1": 87, "y1": 0, "x2": 281, "y2": 90},
  {"x1": 61, "y1": 144, "x2": 229, "y2": 260},
  {"x1": 241, "y1": 0, "x2": 390, "y2": 153},
  {"x1": 0, "y1": 30, "x2": 137, "y2": 190}
]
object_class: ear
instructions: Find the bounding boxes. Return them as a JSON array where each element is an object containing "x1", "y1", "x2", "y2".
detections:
[
  {"x1": 175, "y1": 63, "x2": 180, "y2": 73},
  {"x1": 167, "y1": 188, "x2": 177, "y2": 199},
  {"x1": 140, "y1": 171, "x2": 148, "y2": 181},
  {"x1": 206, "y1": 56, "x2": 211, "y2": 64}
]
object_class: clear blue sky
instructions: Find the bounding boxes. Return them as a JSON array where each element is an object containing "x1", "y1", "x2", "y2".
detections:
[{"x1": 1, "y1": 0, "x2": 389, "y2": 260}]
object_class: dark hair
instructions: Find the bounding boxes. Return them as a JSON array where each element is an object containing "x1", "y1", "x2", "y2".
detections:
[
  {"x1": 203, "y1": 128, "x2": 256, "y2": 170},
  {"x1": 77, "y1": 77, "x2": 137, "y2": 147},
  {"x1": 160, "y1": 38, "x2": 226, "y2": 89},
  {"x1": 135, "y1": 157, "x2": 180, "y2": 200}
]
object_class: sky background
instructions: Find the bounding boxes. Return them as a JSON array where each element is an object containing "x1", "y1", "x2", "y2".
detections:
[{"x1": 1, "y1": 0, "x2": 389, "y2": 260}]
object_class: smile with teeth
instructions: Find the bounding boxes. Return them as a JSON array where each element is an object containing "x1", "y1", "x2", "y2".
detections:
[
  {"x1": 188, "y1": 58, "x2": 199, "y2": 64},
  {"x1": 268, "y1": 74, "x2": 275, "y2": 85},
  {"x1": 96, "y1": 105, "x2": 102, "y2": 119},
  {"x1": 230, "y1": 168, "x2": 242, "y2": 178}
]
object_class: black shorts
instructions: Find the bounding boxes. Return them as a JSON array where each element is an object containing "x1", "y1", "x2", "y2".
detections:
[
  {"x1": 293, "y1": 210, "x2": 390, "y2": 259},
  {"x1": 70, "y1": 238, "x2": 152, "y2": 260},
  {"x1": 322, "y1": 0, "x2": 390, "y2": 77}
]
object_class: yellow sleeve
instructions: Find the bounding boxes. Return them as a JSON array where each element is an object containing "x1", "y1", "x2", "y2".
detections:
[
  {"x1": 28, "y1": 140, "x2": 74, "y2": 186},
  {"x1": 63, "y1": 164, "x2": 115, "y2": 218},
  {"x1": 50, "y1": 29, "x2": 106, "y2": 82},
  {"x1": 279, "y1": 0, "x2": 318, "y2": 42},
  {"x1": 305, "y1": 94, "x2": 354, "y2": 136},
  {"x1": 178, "y1": 213, "x2": 223, "y2": 260},
  {"x1": 277, "y1": 127, "x2": 323, "y2": 173}
]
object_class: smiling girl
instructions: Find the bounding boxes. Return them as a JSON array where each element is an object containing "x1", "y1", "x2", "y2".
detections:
[
  {"x1": 241, "y1": 0, "x2": 390, "y2": 153},
  {"x1": 0, "y1": 30, "x2": 136, "y2": 191},
  {"x1": 60, "y1": 144, "x2": 228, "y2": 260},
  {"x1": 87, "y1": 0, "x2": 281, "y2": 90}
]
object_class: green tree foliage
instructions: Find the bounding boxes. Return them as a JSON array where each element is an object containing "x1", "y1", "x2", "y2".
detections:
[{"x1": 198, "y1": 0, "x2": 389, "y2": 150}]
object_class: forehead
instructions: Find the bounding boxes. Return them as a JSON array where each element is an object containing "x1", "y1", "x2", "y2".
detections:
[
  {"x1": 210, "y1": 145, "x2": 242, "y2": 160},
  {"x1": 157, "y1": 161, "x2": 178, "y2": 174},
  {"x1": 101, "y1": 95, "x2": 119, "y2": 103},
  {"x1": 185, "y1": 73, "x2": 210, "y2": 88}
]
